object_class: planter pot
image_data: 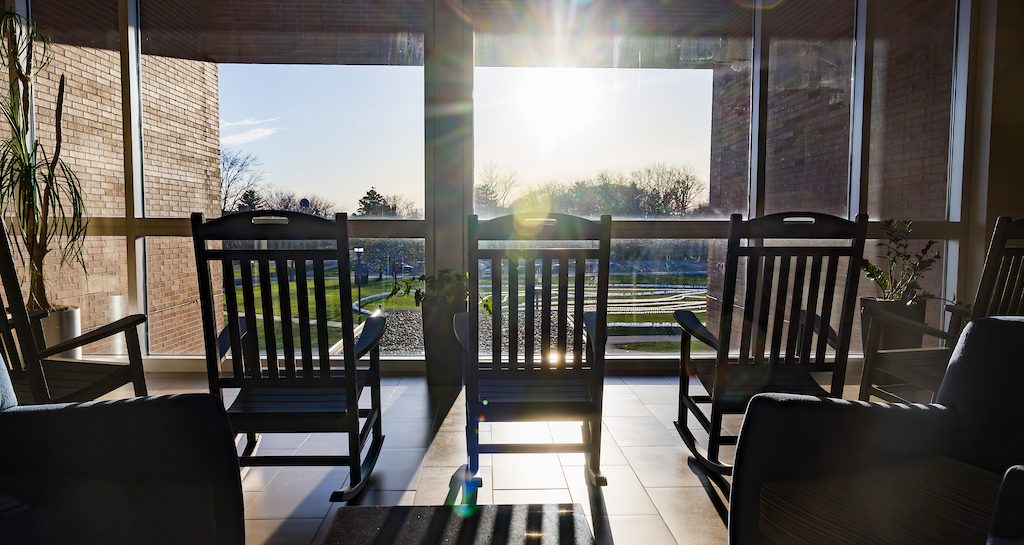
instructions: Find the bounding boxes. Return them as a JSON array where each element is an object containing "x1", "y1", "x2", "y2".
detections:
[
  {"x1": 422, "y1": 298, "x2": 467, "y2": 388},
  {"x1": 40, "y1": 307, "x2": 82, "y2": 360},
  {"x1": 860, "y1": 298, "x2": 927, "y2": 350}
]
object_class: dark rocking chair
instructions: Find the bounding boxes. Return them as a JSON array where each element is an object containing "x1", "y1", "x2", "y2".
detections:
[
  {"x1": 675, "y1": 212, "x2": 868, "y2": 479},
  {"x1": 192, "y1": 210, "x2": 386, "y2": 501},
  {"x1": 860, "y1": 215, "x2": 1024, "y2": 402},
  {"x1": 456, "y1": 213, "x2": 612, "y2": 488},
  {"x1": 0, "y1": 223, "x2": 147, "y2": 404}
]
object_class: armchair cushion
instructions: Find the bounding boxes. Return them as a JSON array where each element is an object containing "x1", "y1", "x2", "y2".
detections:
[
  {"x1": 0, "y1": 394, "x2": 243, "y2": 545},
  {"x1": 730, "y1": 394, "x2": 956, "y2": 545},
  {"x1": 759, "y1": 456, "x2": 1001, "y2": 545}
]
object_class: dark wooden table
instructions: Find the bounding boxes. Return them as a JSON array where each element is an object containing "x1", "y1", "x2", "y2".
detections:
[{"x1": 317, "y1": 503, "x2": 594, "y2": 545}]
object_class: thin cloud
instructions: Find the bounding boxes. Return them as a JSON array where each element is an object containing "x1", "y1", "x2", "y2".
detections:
[
  {"x1": 221, "y1": 127, "x2": 281, "y2": 145},
  {"x1": 220, "y1": 117, "x2": 281, "y2": 128}
]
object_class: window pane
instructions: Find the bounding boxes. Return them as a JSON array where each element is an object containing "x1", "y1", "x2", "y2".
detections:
[
  {"x1": 474, "y1": 34, "x2": 749, "y2": 219},
  {"x1": 218, "y1": 64, "x2": 424, "y2": 219},
  {"x1": 351, "y1": 238, "x2": 425, "y2": 357},
  {"x1": 146, "y1": 237, "x2": 213, "y2": 355},
  {"x1": 608, "y1": 239, "x2": 720, "y2": 357},
  {"x1": 866, "y1": 0, "x2": 957, "y2": 220},
  {"x1": 763, "y1": 0, "x2": 856, "y2": 217},
  {"x1": 32, "y1": 0, "x2": 125, "y2": 217}
]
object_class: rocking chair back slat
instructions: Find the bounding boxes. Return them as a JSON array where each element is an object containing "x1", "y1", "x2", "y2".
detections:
[
  {"x1": 492, "y1": 259, "x2": 502, "y2": 367},
  {"x1": 221, "y1": 259, "x2": 245, "y2": 379},
  {"x1": 573, "y1": 258, "x2": 585, "y2": 364},
  {"x1": 276, "y1": 258, "x2": 296, "y2": 379},
  {"x1": 525, "y1": 262, "x2": 535, "y2": 366},
  {"x1": 541, "y1": 257, "x2": 552, "y2": 365},
  {"x1": 294, "y1": 258, "x2": 314, "y2": 377},
  {"x1": 508, "y1": 258, "x2": 519, "y2": 366},
  {"x1": 258, "y1": 260, "x2": 278, "y2": 378},
  {"x1": 816, "y1": 255, "x2": 840, "y2": 363},
  {"x1": 557, "y1": 256, "x2": 569, "y2": 362}
]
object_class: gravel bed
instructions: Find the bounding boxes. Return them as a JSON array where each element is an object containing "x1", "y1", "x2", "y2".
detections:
[{"x1": 378, "y1": 309, "x2": 582, "y2": 357}]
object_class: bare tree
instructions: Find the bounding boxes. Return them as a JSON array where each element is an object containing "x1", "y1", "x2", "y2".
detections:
[
  {"x1": 220, "y1": 148, "x2": 265, "y2": 212},
  {"x1": 263, "y1": 188, "x2": 339, "y2": 217},
  {"x1": 475, "y1": 162, "x2": 518, "y2": 215},
  {"x1": 384, "y1": 193, "x2": 421, "y2": 219},
  {"x1": 629, "y1": 163, "x2": 706, "y2": 216}
]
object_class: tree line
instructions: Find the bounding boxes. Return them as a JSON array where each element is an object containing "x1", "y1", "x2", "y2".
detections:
[{"x1": 220, "y1": 150, "x2": 712, "y2": 278}]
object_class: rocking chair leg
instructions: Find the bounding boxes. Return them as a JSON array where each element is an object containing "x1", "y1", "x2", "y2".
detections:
[
  {"x1": 126, "y1": 328, "x2": 147, "y2": 396},
  {"x1": 240, "y1": 432, "x2": 261, "y2": 460},
  {"x1": 584, "y1": 418, "x2": 607, "y2": 486},
  {"x1": 464, "y1": 406, "x2": 483, "y2": 490}
]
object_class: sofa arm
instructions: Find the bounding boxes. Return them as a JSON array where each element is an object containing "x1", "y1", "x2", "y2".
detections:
[
  {"x1": 990, "y1": 465, "x2": 1024, "y2": 543},
  {"x1": 0, "y1": 394, "x2": 243, "y2": 543},
  {"x1": 730, "y1": 393, "x2": 956, "y2": 545}
]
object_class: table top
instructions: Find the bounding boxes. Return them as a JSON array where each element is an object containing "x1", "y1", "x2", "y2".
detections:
[{"x1": 318, "y1": 503, "x2": 594, "y2": 545}]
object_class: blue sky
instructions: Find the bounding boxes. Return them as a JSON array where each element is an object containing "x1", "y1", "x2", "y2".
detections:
[{"x1": 218, "y1": 64, "x2": 713, "y2": 214}]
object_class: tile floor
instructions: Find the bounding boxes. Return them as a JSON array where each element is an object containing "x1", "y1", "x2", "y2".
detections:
[{"x1": 107, "y1": 372, "x2": 735, "y2": 545}]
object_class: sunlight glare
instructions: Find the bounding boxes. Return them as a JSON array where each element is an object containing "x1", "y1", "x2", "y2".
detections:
[{"x1": 514, "y1": 68, "x2": 601, "y2": 148}]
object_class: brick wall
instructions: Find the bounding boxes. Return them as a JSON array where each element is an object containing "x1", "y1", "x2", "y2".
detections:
[
  {"x1": 140, "y1": 54, "x2": 221, "y2": 355},
  {"x1": 30, "y1": 43, "x2": 127, "y2": 353},
  {"x1": 27, "y1": 21, "x2": 221, "y2": 356}
]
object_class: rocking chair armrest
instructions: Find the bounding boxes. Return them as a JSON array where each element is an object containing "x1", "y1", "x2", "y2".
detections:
[
  {"x1": 37, "y1": 314, "x2": 147, "y2": 358},
  {"x1": 945, "y1": 302, "x2": 971, "y2": 317},
  {"x1": 730, "y1": 393, "x2": 956, "y2": 545},
  {"x1": 673, "y1": 310, "x2": 720, "y2": 351},
  {"x1": 581, "y1": 311, "x2": 604, "y2": 345},
  {"x1": 354, "y1": 309, "x2": 387, "y2": 361},
  {"x1": 863, "y1": 306, "x2": 957, "y2": 343},
  {"x1": 28, "y1": 308, "x2": 50, "y2": 322},
  {"x1": 216, "y1": 321, "x2": 249, "y2": 362},
  {"x1": 798, "y1": 310, "x2": 841, "y2": 348}
]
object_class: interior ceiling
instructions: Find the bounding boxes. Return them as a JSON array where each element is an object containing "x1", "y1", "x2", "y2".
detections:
[{"x1": 28, "y1": 0, "x2": 796, "y2": 65}]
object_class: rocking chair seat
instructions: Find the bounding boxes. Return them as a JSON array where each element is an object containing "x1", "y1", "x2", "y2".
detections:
[
  {"x1": 227, "y1": 373, "x2": 367, "y2": 432},
  {"x1": 691, "y1": 360, "x2": 829, "y2": 411},
  {"x1": 477, "y1": 376, "x2": 595, "y2": 420},
  {"x1": 9, "y1": 361, "x2": 135, "y2": 403}
]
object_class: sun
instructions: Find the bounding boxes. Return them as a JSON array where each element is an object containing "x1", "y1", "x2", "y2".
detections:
[{"x1": 513, "y1": 67, "x2": 601, "y2": 148}]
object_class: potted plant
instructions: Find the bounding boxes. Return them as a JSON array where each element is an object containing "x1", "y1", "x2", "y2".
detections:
[
  {"x1": 388, "y1": 269, "x2": 468, "y2": 387},
  {"x1": 0, "y1": 12, "x2": 88, "y2": 357},
  {"x1": 861, "y1": 220, "x2": 941, "y2": 349}
]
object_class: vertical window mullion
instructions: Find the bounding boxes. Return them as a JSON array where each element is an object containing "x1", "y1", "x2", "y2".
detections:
[
  {"x1": 848, "y1": 0, "x2": 873, "y2": 219},
  {"x1": 748, "y1": 1, "x2": 769, "y2": 219},
  {"x1": 119, "y1": 0, "x2": 148, "y2": 353}
]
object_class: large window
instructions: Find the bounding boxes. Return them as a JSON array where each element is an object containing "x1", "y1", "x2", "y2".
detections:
[{"x1": 17, "y1": 0, "x2": 969, "y2": 364}]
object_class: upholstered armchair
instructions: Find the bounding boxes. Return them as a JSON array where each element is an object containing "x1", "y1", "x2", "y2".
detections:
[
  {"x1": 731, "y1": 316, "x2": 1024, "y2": 545},
  {"x1": 0, "y1": 356, "x2": 244, "y2": 545}
]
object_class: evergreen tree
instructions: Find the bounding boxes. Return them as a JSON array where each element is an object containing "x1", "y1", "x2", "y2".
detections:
[
  {"x1": 356, "y1": 187, "x2": 395, "y2": 217},
  {"x1": 237, "y1": 188, "x2": 262, "y2": 211}
]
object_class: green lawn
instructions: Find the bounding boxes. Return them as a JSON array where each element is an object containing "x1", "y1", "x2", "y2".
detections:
[{"x1": 230, "y1": 275, "x2": 424, "y2": 321}]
